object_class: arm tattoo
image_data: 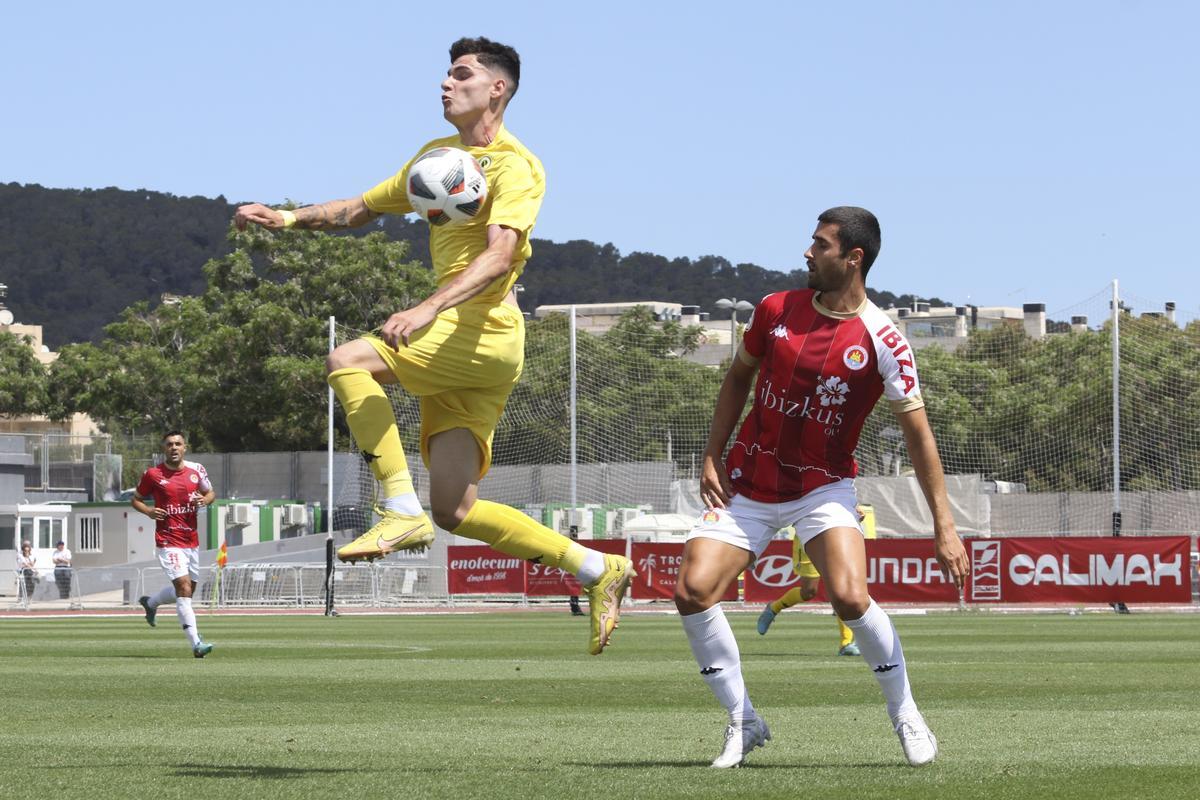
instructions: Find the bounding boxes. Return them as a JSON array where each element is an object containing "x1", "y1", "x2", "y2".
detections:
[{"x1": 294, "y1": 199, "x2": 372, "y2": 230}]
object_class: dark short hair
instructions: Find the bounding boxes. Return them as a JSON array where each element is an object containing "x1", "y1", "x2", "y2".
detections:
[
  {"x1": 817, "y1": 206, "x2": 881, "y2": 277},
  {"x1": 162, "y1": 430, "x2": 186, "y2": 442},
  {"x1": 450, "y1": 37, "x2": 521, "y2": 100}
]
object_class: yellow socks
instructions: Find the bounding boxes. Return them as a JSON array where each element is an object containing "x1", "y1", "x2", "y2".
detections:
[
  {"x1": 771, "y1": 587, "x2": 804, "y2": 615},
  {"x1": 455, "y1": 500, "x2": 586, "y2": 570},
  {"x1": 328, "y1": 368, "x2": 413, "y2": 495},
  {"x1": 838, "y1": 617, "x2": 855, "y2": 648}
]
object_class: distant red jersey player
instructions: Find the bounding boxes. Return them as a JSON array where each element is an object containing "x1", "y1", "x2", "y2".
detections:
[
  {"x1": 131, "y1": 431, "x2": 217, "y2": 658},
  {"x1": 673, "y1": 207, "x2": 969, "y2": 769}
]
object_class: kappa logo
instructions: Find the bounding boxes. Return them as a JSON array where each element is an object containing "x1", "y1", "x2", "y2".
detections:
[
  {"x1": 158, "y1": 478, "x2": 170, "y2": 486},
  {"x1": 816, "y1": 375, "x2": 850, "y2": 407},
  {"x1": 843, "y1": 345, "x2": 869, "y2": 371},
  {"x1": 770, "y1": 324, "x2": 788, "y2": 339},
  {"x1": 752, "y1": 554, "x2": 797, "y2": 588},
  {"x1": 873, "y1": 663, "x2": 899, "y2": 673}
]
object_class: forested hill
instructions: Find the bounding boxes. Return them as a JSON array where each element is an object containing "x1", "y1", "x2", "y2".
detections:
[{"x1": 1, "y1": 183, "x2": 945, "y2": 348}]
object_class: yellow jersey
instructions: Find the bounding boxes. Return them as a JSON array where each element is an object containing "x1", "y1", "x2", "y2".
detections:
[{"x1": 361, "y1": 124, "x2": 545, "y2": 308}]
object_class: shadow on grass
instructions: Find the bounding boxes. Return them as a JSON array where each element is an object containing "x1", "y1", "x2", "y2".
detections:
[
  {"x1": 171, "y1": 763, "x2": 364, "y2": 780},
  {"x1": 571, "y1": 760, "x2": 898, "y2": 770}
]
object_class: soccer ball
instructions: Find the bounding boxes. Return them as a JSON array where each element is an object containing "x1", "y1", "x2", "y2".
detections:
[{"x1": 406, "y1": 147, "x2": 488, "y2": 226}]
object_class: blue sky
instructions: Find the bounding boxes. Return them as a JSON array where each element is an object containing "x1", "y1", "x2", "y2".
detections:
[{"x1": 3, "y1": 1, "x2": 1196, "y2": 323}]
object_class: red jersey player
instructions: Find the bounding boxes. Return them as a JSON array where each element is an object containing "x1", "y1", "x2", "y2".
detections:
[
  {"x1": 673, "y1": 207, "x2": 969, "y2": 768},
  {"x1": 131, "y1": 431, "x2": 217, "y2": 658}
]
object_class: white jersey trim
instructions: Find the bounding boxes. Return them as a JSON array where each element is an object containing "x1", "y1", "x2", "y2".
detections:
[
  {"x1": 183, "y1": 460, "x2": 213, "y2": 493},
  {"x1": 861, "y1": 302, "x2": 924, "y2": 405}
]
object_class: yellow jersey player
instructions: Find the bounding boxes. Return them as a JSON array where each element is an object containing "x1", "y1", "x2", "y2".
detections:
[{"x1": 234, "y1": 37, "x2": 633, "y2": 655}]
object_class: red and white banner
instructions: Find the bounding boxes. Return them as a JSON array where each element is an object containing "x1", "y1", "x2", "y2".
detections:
[
  {"x1": 525, "y1": 539, "x2": 627, "y2": 597},
  {"x1": 967, "y1": 536, "x2": 1191, "y2": 604},
  {"x1": 449, "y1": 536, "x2": 1192, "y2": 604},
  {"x1": 447, "y1": 545, "x2": 526, "y2": 595},
  {"x1": 744, "y1": 536, "x2": 1193, "y2": 604}
]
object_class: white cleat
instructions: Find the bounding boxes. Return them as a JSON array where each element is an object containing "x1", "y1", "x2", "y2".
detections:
[
  {"x1": 895, "y1": 713, "x2": 938, "y2": 766},
  {"x1": 710, "y1": 715, "x2": 771, "y2": 768}
]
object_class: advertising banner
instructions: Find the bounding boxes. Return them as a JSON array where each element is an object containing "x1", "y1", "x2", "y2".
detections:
[
  {"x1": 446, "y1": 546, "x2": 526, "y2": 595},
  {"x1": 451, "y1": 536, "x2": 1191, "y2": 604},
  {"x1": 969, "y1": 536, "x2": 1191, "y2": 604},
  {"x1": 742, "y1": 536, "x2": 1192, "y2": 604},
  {"x1": 524, "y1": 539, "x2": 628, "y2": 596}
]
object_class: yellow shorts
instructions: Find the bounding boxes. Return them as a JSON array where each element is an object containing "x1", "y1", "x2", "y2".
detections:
[
  {"x1": 792, "y1": 538, "x2": 821, "y2": 580},
  {"x1": 364, "y1": 302, "x2": 524, "y2": 477}
]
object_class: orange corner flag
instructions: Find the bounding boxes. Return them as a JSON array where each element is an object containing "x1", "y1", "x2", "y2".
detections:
[{"x1": 216, "y1": 540, "x2": 228, "y2": 568}]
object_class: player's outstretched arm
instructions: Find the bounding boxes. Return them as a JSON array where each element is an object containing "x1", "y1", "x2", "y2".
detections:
[
  {"x1": 379, "y1": 224, "x2": 518, "y2": 349},
  {"x1": 233, "y1": 197, "x2": 379, "y2": 231},
  {"x1": 699, "y1": 351, "x2": 758, "y2": 509},
  {"x1": 897, "y1": 406, "x2": 968, "y2": 588}
]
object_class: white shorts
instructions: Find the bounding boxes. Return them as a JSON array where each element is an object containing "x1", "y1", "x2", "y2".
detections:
[
  {"x1": 686, "y1": 478, "x2": 863, "y2": 556},
  {"x1": 157, "y1": 547, "x2": 200, "y2": 583}
]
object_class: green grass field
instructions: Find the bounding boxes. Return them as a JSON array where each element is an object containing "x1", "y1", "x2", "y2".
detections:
[{"x1": 1, "y1": 609, "x2": 1197, "y2": 800}]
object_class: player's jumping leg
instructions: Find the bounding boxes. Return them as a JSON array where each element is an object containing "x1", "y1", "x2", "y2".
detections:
[
  {"x1": 328, "y1": 348, "x2": 435, "y2": 562},
  {"x1": 429, "y1": 429, "x2": 634, "y2": 655},
  {"x1": 676, "y1": 538, "x2": 770, "y2": 768}
]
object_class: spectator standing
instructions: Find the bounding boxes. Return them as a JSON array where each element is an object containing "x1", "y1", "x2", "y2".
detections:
[{"x1": 52, "y1": 540, "x2": 73, "y2": 600}]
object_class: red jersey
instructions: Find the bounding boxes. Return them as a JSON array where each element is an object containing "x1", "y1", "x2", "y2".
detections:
[
  {"x1": 726, "y1": 289, "x2": 925, "y2": 503},
  {"x1": 135, "y1": 460, "x2": 213, "y2": 548}
]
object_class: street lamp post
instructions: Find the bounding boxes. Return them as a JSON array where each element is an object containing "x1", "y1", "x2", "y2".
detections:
[{"x1": 715, "y1": 297, "x2": 755, "y2": 361}]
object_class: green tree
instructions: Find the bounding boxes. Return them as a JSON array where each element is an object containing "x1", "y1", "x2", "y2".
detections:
[
  {"x1": 0, "y1": 330, "x2": 49, "y2": 416},
  {"x1": 48, "y1": 226, "x2": 434, "y2": 450}
]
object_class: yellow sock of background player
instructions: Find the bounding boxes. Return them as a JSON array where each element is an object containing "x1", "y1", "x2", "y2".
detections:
[{"x1": 770, "y1": 587, "x2": 804, "y2": 615}]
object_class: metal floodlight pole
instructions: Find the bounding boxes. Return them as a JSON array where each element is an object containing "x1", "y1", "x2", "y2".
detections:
[
  {"x1": 1110, "y1": 280, "x2": 1129, "y2": 615},
  {"x1": 569, "y1": 305, "x2": 578, "y2": 510},
  {"x1": 1111, "y1": 281, "x2": 1121, "y2": 537},
  {"x1": 327, "y1": 316, "x2": 335, "y2": 536},
  {"x1": 326, "y1": 315, "x2": 337, "y2": 617}
]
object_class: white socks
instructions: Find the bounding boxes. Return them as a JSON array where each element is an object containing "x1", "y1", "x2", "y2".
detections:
[
  {"x1": 574, "y1": 548, "x2": 607, "y2": 586},
  {"x1": 176, "y1": 597, "x2": 201, "y2": 647},
  {"x1": 150, "y1": 584, "x2": 177, "y2": 608},
  {"x1": 843, "y1": 599, "x2": 918, "y2": 723},
  {"x1": 681, "y1": 604, "x2": 757, "y2": 725},
  {"x1": 381, "y1": 493, "x2": 423, "y2": 516}
]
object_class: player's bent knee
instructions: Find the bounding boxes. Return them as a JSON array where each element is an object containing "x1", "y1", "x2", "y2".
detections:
[
  {"x1": 326, "y1": 347, "x2": 355, "y2": 375},
  {"x1": 674, "y1": 579, "x2": 717, "y2": 615},
  {"x1": 828, "y1": 588, "x2": 870, "y2": 620},
  {"x1": 431, "y1": 506, "x2": 466, "y2": 531}
]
